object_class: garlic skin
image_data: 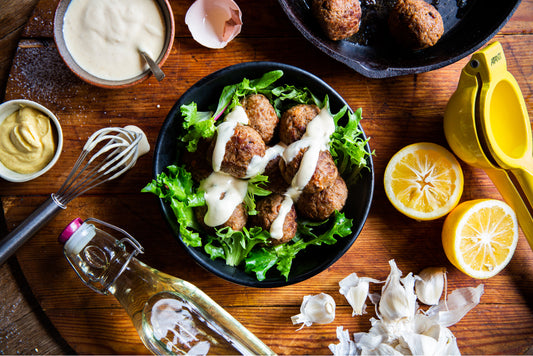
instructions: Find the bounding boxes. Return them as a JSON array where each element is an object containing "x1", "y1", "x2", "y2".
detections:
[
  {"x1": 291, "y1": 293, "x2": 335, "y2": 328},
  {"x1": 185, "y1": 0, "x2": 243, "y2": 49},
  {"x1": 339, "y1": 273, "x2": 381, "y2": 316},
  {"x1": 415, "y1": 267, "x2": 446, "y2": 306},
  {"x1": 329, "y1": 260, "x2": 483, "y2": 356}
]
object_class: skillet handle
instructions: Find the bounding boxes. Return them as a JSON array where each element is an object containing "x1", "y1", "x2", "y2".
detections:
[{"x1": 0, "y1": 196, "x2": 64, "y2": 266}]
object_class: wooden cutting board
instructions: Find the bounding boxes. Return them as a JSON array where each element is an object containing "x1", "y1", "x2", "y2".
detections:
[{"x1": 2, "y1": 0, "x2": 533, "y2": 354}]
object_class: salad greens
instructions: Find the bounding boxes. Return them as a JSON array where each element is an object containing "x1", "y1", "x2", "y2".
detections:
[{"x1": 143, "y1": 70, "x2": 371, "y2": 281}]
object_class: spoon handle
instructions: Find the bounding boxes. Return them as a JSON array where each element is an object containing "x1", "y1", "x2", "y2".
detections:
[{"x1": 139, "y1": 50, "x2": 165, "y2": 82}]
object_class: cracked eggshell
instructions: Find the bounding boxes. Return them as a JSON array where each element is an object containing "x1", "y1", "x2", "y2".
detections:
[{"x1": 185, "y1": 0, "x2": 243, "y2": 49}]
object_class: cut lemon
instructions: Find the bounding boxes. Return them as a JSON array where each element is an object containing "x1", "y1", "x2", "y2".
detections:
[
  {"x1": 442, "y1": 199, "x2": 518, "y2": 279},
  {"x1": 384, "y1": 142, "x2": 464, "y2": 220}
]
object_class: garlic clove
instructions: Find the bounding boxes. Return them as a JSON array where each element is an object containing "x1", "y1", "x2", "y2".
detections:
[
  {"x1": 339, "y1": 273, "x2": 380, "y2": 316},
  {"x1": 415, "y1": 267, "x2": 446, "y2": 306},
  {"x1": 291, "y1": 293, "x2": 335, "y2": 328},
  {"x1": 185, "y1": 0, "x2": 243, "y2": 49},
  {"x1": 378, "y1": 260, "x2": 417, "y2": 323}
]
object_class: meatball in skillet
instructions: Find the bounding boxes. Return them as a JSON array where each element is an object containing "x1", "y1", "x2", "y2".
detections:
[
  {"x1": 241, "y1": 94, "x2": 279, "y2": 144},
  {"x1": 279, "y1": 148, "x2": 338, "y2": 194},
  {"x1": 312, "y1": 0, "x2": 362, "y2": 41},
  {"x1": 296, "y1": 175, "x2": 348, "y2": 221},
  {"x1": 251, "y1": 194, "x2": 297, "y2": 245},
  {"x1": 388, "y1": 0, "x2": 444, "y2": 50},
  {"x1": 279, "y1": 104, "x2": 320, "y2": 145},
  {"x1": 209, "y1": 124, "x2": 266, "y2": 178}
]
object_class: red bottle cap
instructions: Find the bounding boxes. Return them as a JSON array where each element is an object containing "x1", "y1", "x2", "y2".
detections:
[{"x1": 58, "y1": 218, "x2": 84, "y2": 244}]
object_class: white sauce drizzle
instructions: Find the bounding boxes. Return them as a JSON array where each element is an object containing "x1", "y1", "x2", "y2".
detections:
[
  {"x1": 282, "y1": 108, "x2": 335, "y2": 199},
  {"x1": 269, "y1": 195, "x2": 293, "y2": 240},
  {"x1": 200, "y1": 172, "x2": 248, "y2": 227},
  {"x1": 270, "y1": 108, "x2": 335, "y2": 239},
  {"x1": 245, "y1": 143, "x2": 286, "y2": 178},
  {"x1": 211, "y1": 106, "x2": 248, "y2": 172}
]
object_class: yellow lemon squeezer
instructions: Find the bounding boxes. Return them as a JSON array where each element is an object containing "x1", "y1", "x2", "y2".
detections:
[{"x1": 444, "y1": 41, "x2": 533, "y2": 250}]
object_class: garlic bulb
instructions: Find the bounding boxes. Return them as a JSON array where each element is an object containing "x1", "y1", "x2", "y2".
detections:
[
  {"x1": 339, "y1": 273, "x2": 381, "y2": 316},
  {"x1": 291, "y1": 293, "x2": 335, "y2": 328},
  {"x1": 415, "y1": 267, "x2": 446, "y2": 306},
  {"x1": 185, "y1": 0, "x2": 243, "y2": 49},
  {"x1": 425, "y1": 284, "x2": 484, "y2": 327}
]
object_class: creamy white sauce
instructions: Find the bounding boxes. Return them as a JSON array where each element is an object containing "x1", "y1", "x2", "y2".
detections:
[
  {"x1": 200, "y1": 172, "x2": 248, "y2": 227},
  {"x1": 269, "y1": 195, "x2": 293, "y2": 240},
  {"x1": 63, "y1": 0, "x2": 166, "y2": 81},
  {"x1": 282, "y1": 108, "x2": 335, "y2": 200},
  {"x1": 245, "y1": 143, "x2": 286, "y2": 178},
  {"x1": 211, "y1": 106, "x2": 249, "y2": 172}
]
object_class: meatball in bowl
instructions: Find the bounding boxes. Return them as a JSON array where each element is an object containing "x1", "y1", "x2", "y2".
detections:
[{"x1": 150, "y1": 62, "x2": 374, "y2": 288}]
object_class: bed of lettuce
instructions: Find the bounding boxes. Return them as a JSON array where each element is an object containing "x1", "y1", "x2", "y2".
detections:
[{"x1": 142, "y1": 70, "x2": 372, "y2": 281}]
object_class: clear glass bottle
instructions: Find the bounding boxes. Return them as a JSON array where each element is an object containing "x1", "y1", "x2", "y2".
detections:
[{"x1": 59, "y1": 217, "x2": 275, "y2": 356}]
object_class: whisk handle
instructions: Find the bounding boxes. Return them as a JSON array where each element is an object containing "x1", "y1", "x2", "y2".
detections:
[{"x1": 0, "y1": 196, "x2": 64, "y2": 266}]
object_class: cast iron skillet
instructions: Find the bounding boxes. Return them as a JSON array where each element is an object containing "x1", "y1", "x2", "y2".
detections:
[
  {"x1": 278, "y1": 0, "x2": 521, "y2": 78},
  {"x1": 153, "y1": 62, "x2": 374, "y2": 288}
]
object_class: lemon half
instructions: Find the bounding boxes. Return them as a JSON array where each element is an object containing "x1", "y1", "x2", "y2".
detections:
[
  {"x1": 384, "y1": 142, "x2": 464, "y2": 220},
  {"x1": 442, "y1": 199, "x2": 518, "y2": 279}
]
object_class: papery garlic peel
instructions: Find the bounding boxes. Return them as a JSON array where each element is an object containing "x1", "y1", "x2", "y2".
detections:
[{"x1": 291, "y1": 293, "x2": 335, "y2": 328}]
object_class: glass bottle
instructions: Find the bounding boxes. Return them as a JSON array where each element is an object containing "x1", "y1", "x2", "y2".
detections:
[{"x1": 59, "y1": 217, "x2": 275, "y2": 356}]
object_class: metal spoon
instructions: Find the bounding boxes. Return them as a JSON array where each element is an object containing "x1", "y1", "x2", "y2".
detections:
[{"x1": 138, "y1": 49, "x2": 165, "y2": 82}]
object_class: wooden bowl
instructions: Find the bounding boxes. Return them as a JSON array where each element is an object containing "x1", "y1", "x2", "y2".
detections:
[{"x1": 53, "y1": 0, "x2": 175, "y2": 89}]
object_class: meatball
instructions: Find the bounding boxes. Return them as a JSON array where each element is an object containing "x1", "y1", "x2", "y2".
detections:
[
  {"x1": 241, "y1": 94, "x2": 279, "y2": 143},
  {"x1": 312, "y1": 0, "x2": 362, "y2": 41},
  {"x1": 296, "y1": 175, "x2": 348, "y2": 220},
  {"x1": 280, "y1": 148, "x2": 338, "y2": 194},
  {"x1": 181, "y1": 138, "x2": 213, "y2": 182},
  {"x1": 251, "y1": 194, "x2": 297, "y2": 245},
  {"x1": 388, "y1": 0, "x2": 444, "y2": 50},
  {"x1": 195, "y1": 203, "x2": 248, "y2": 232},
  {"x1": 279, "y1": 104, "x2": 320, "y2": 145},
  {"x1": 210, "y1": 124, "x2": 266, "y2": 178},
  {"x1": 263, "y1": 153, "x2": 290, "y2": 194}
]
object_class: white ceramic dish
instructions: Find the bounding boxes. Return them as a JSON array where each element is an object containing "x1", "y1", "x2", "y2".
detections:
[{"x1": 0, "y1": 100, "x2": 63, "y2": 182}]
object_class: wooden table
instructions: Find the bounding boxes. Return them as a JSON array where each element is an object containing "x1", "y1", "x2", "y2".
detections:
[{"x1": 1, "y1": 0, "x2": 533, "y2": 354}]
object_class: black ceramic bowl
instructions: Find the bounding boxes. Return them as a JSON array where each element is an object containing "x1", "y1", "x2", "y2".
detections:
[
  {"x1": 153, "y1": 62, "x2": 374, "y2": 288},
  {"x1": 278, "y1": 0, "x2": 521, "y2": 78}
]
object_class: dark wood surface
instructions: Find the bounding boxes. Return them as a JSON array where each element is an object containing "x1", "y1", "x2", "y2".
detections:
[{"x1": 1, "y1": 0, "x2": 533, "y2": 354}]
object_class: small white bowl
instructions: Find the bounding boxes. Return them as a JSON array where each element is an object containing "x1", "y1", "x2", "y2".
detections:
[{"x1": 0, "y1": 100, "x2": 63, "y2": 182}]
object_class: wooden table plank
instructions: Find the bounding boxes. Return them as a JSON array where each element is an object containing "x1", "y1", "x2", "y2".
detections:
[{"x1": 2, "y1": 0, "x2": 533, "y2": 355}]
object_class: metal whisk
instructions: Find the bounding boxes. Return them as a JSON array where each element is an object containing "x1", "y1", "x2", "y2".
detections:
[{"x1": 0, "y1": 127, "x2": 144, "y2": 265}]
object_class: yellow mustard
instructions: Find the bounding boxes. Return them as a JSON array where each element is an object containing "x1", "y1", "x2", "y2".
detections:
[{"x1": 0, "y1": 106, "x2": 56, "y2": 174}]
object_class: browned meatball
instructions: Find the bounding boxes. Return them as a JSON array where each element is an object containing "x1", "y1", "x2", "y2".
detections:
[
  {"x1": 241, "y1": 94, "x2": 279, "y2": 143},
  {"x1": 296, "y1": 175, "x2": 348, "y2": 220},
  {"x1": 312, "y1": 0, "x2": 362, "y2": 41},
  {"x1": 279, "y1": 104, "x2": 320, "y2": 145},
  {"x1": 251, "y1": 194, "x2": 297, "y2": 245},
  {"x1": 279, "y1": 148, "x2": 338, "y2": 194},
  {"x1": 263, "y1": 153, "x2": 290, "y2": 194},
  {"x1": 181, "y1": 138, "x2": 213, "y2": 182},
  {"x1": 195, "y1": 203, "x2": 248, "y2": 232},
  {"x1": 388, "y1": 0, "x2": 444, "y2": 50},
  {"x1": 209, "y1": 124, "x2": 266, "y2": 178}
]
